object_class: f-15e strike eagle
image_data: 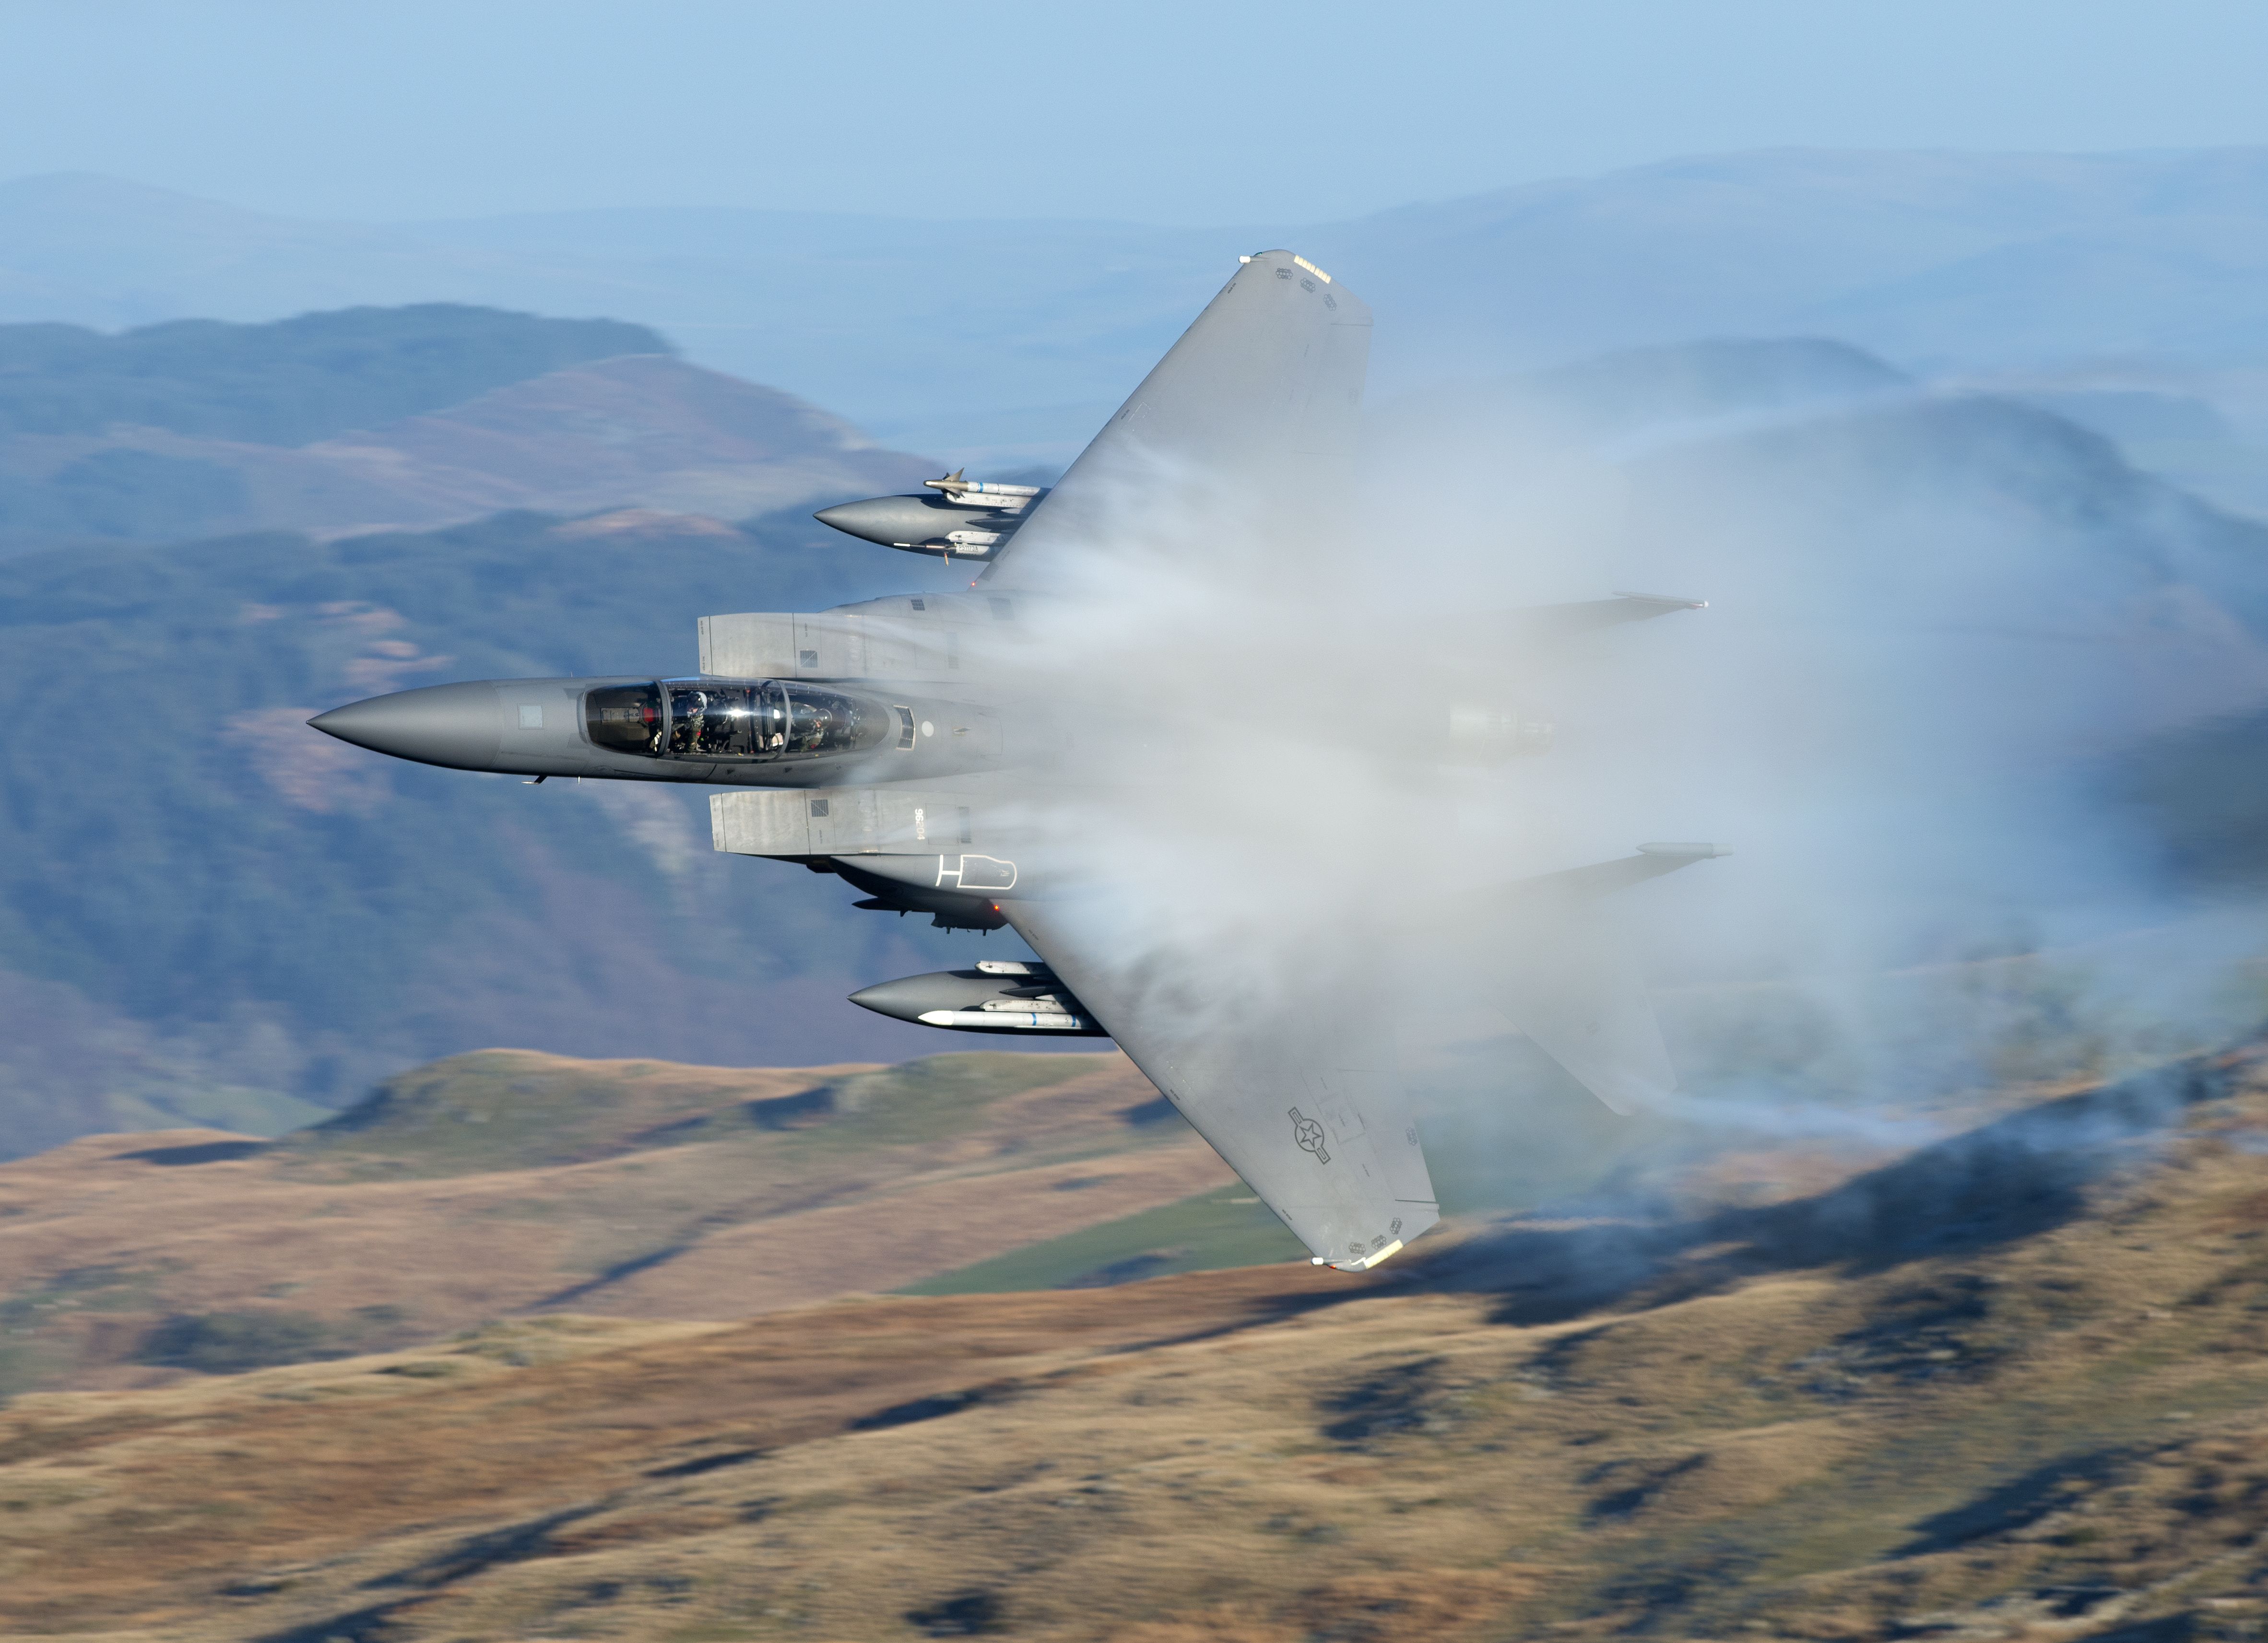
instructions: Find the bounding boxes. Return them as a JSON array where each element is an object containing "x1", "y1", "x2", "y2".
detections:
[{"x1": 311, "y1": 251, "x2": 1724, "y2": 1273}]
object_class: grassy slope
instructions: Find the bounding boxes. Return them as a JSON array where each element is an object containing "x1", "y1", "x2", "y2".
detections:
[
  {"x1": 901, "y1": 1188, "x2": 1308, "y2": 1294},
  {"x1": 5, "y1": 1038, "x2": 2268, "y2": 1638}
]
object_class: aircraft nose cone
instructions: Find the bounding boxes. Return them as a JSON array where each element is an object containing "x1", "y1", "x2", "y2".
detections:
[
  {"x1": 812, "y1": 499, "x2": 895, "y2": 544},
  {"x1": 813, "y1": 494, "x2": 943, "y2": 548},
  {"x1": 308, "y1": 682, "x2": 504, "y2": 770}
]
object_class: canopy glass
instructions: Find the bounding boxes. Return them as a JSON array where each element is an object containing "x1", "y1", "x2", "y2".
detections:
[{"x1": 584, "y1": 679, "x2": 888, "y2": 762}]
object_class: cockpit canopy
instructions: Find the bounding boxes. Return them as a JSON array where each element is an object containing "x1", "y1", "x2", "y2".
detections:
[{"x1": 585, "y1": 679, "x2": 888, "y2": 763}]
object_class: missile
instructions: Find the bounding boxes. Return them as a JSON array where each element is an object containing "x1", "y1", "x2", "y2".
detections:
[
  {"x1": 922, "y1": 469, "x2": 1044, "y2": 503},
  {"x1": 915, "y1": 1009, "x2": 1093, "y2": 1031},
  {"x1": 848, "y1": 965, "x2": 1107, "y2": 1037}
]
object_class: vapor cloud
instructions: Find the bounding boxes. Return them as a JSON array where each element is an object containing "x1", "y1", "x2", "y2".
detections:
[{"x1": 976, "y1": 348, "x2": 2268, "y2": 1188}]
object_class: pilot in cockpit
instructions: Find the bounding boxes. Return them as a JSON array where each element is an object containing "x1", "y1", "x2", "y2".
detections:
[{"x1": 670, "y1": 689, "x2": 707, "y2": 757}]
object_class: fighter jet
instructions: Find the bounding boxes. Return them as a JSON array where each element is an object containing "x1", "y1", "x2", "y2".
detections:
[{"x1": 311, "y1": 251, "x2": 1723, "y2": 1273}]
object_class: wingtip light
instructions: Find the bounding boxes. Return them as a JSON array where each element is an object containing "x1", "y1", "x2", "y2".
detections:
[
  {"x1": 1325, "y1": 1237, "x2": 1405, "y2": 1273},
  {"x1": 1238, "y1": 251, "x2": 1332, "y2": 283}
]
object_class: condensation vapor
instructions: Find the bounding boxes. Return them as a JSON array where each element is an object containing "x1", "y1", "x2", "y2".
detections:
[{"x1": 977, "y1": 364, "x2": 2268, "y2": 1183}]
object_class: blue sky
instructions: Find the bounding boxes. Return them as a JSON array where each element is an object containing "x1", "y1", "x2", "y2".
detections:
[{"x1": 6, "y1": 0, "x2": 2268, "y2": 223}]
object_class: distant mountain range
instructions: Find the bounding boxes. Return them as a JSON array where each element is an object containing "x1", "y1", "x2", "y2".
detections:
[
  {"x1": 0, "y1": 304, "x2": 664, "y2": 443},
  {"x1": 5, "y1": 151, "x2": 2268, "y2": 471}
]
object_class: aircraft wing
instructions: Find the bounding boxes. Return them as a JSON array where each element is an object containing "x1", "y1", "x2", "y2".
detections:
[
  {"x1": 1004, "y1": 900, "x2": 1438, "y2": 1271},
  {"x1": 983, "y1": 249, "x2": 1372, "y2": 587}
]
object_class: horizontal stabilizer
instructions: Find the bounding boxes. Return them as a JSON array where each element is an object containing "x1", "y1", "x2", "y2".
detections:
[
  {"x1": 1494, "y1": 841, "x2": 1732, "y2": 910},
  {"x1": 1499, "y1": 591, "x2": 1708, "y2": 644},
  {"x1": 1490, "y1": 918, "x2": 1675, "y2": 1116},
  {"x1": 1465, "y1": 843, "x2": 1730, "y2": 1116}
]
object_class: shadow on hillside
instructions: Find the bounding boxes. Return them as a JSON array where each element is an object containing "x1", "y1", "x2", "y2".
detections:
[
  {"x1": 1394, "y1": 1042, "x2": 2248, "y2": 1329},
  {"x1": 118, "y1": 1138, "x2": 270, "y2": 1165}
]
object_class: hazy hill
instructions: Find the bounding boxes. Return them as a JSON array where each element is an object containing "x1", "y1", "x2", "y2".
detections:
[
  {"x1": 1383, "y1": 333, "x2": 2268, "y2": 759},
  {"x1": 2, "y1": 333, "x2": 2265, "y2": 1158},
  {"x1": 285, "y1": 352, "x2": 935, "y2": 527},
  {"x1": 5, "y1": 1029, "x2": 2268, "y2": 1639},
  {"x1": 1317, "y1": 147, "x2": 2268, "y2": 386},
  {"x1": 0, "y1": 174, "x2": 1247, "y2": 460},
  {"x1": 0, "y1": 304, "x2": 664, "y2": 443},
  {"x1": 0, "y1": 307, "x2": 934, "y2": 547},
  {"x1": 1473, "y1": 334, "x2": 1908, "y2": 434},
  {"x1": 8, "y1": 152, "x2": 2268, "y2": 465}
]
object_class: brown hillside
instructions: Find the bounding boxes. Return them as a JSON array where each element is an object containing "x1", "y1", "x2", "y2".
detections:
[
  {"x1": 0, "y1": 1047, "x2": 1230, "y2": 1396},
  {"x1": 7, "y1": 1039, "x2": 2268, "y2": 1638}
]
